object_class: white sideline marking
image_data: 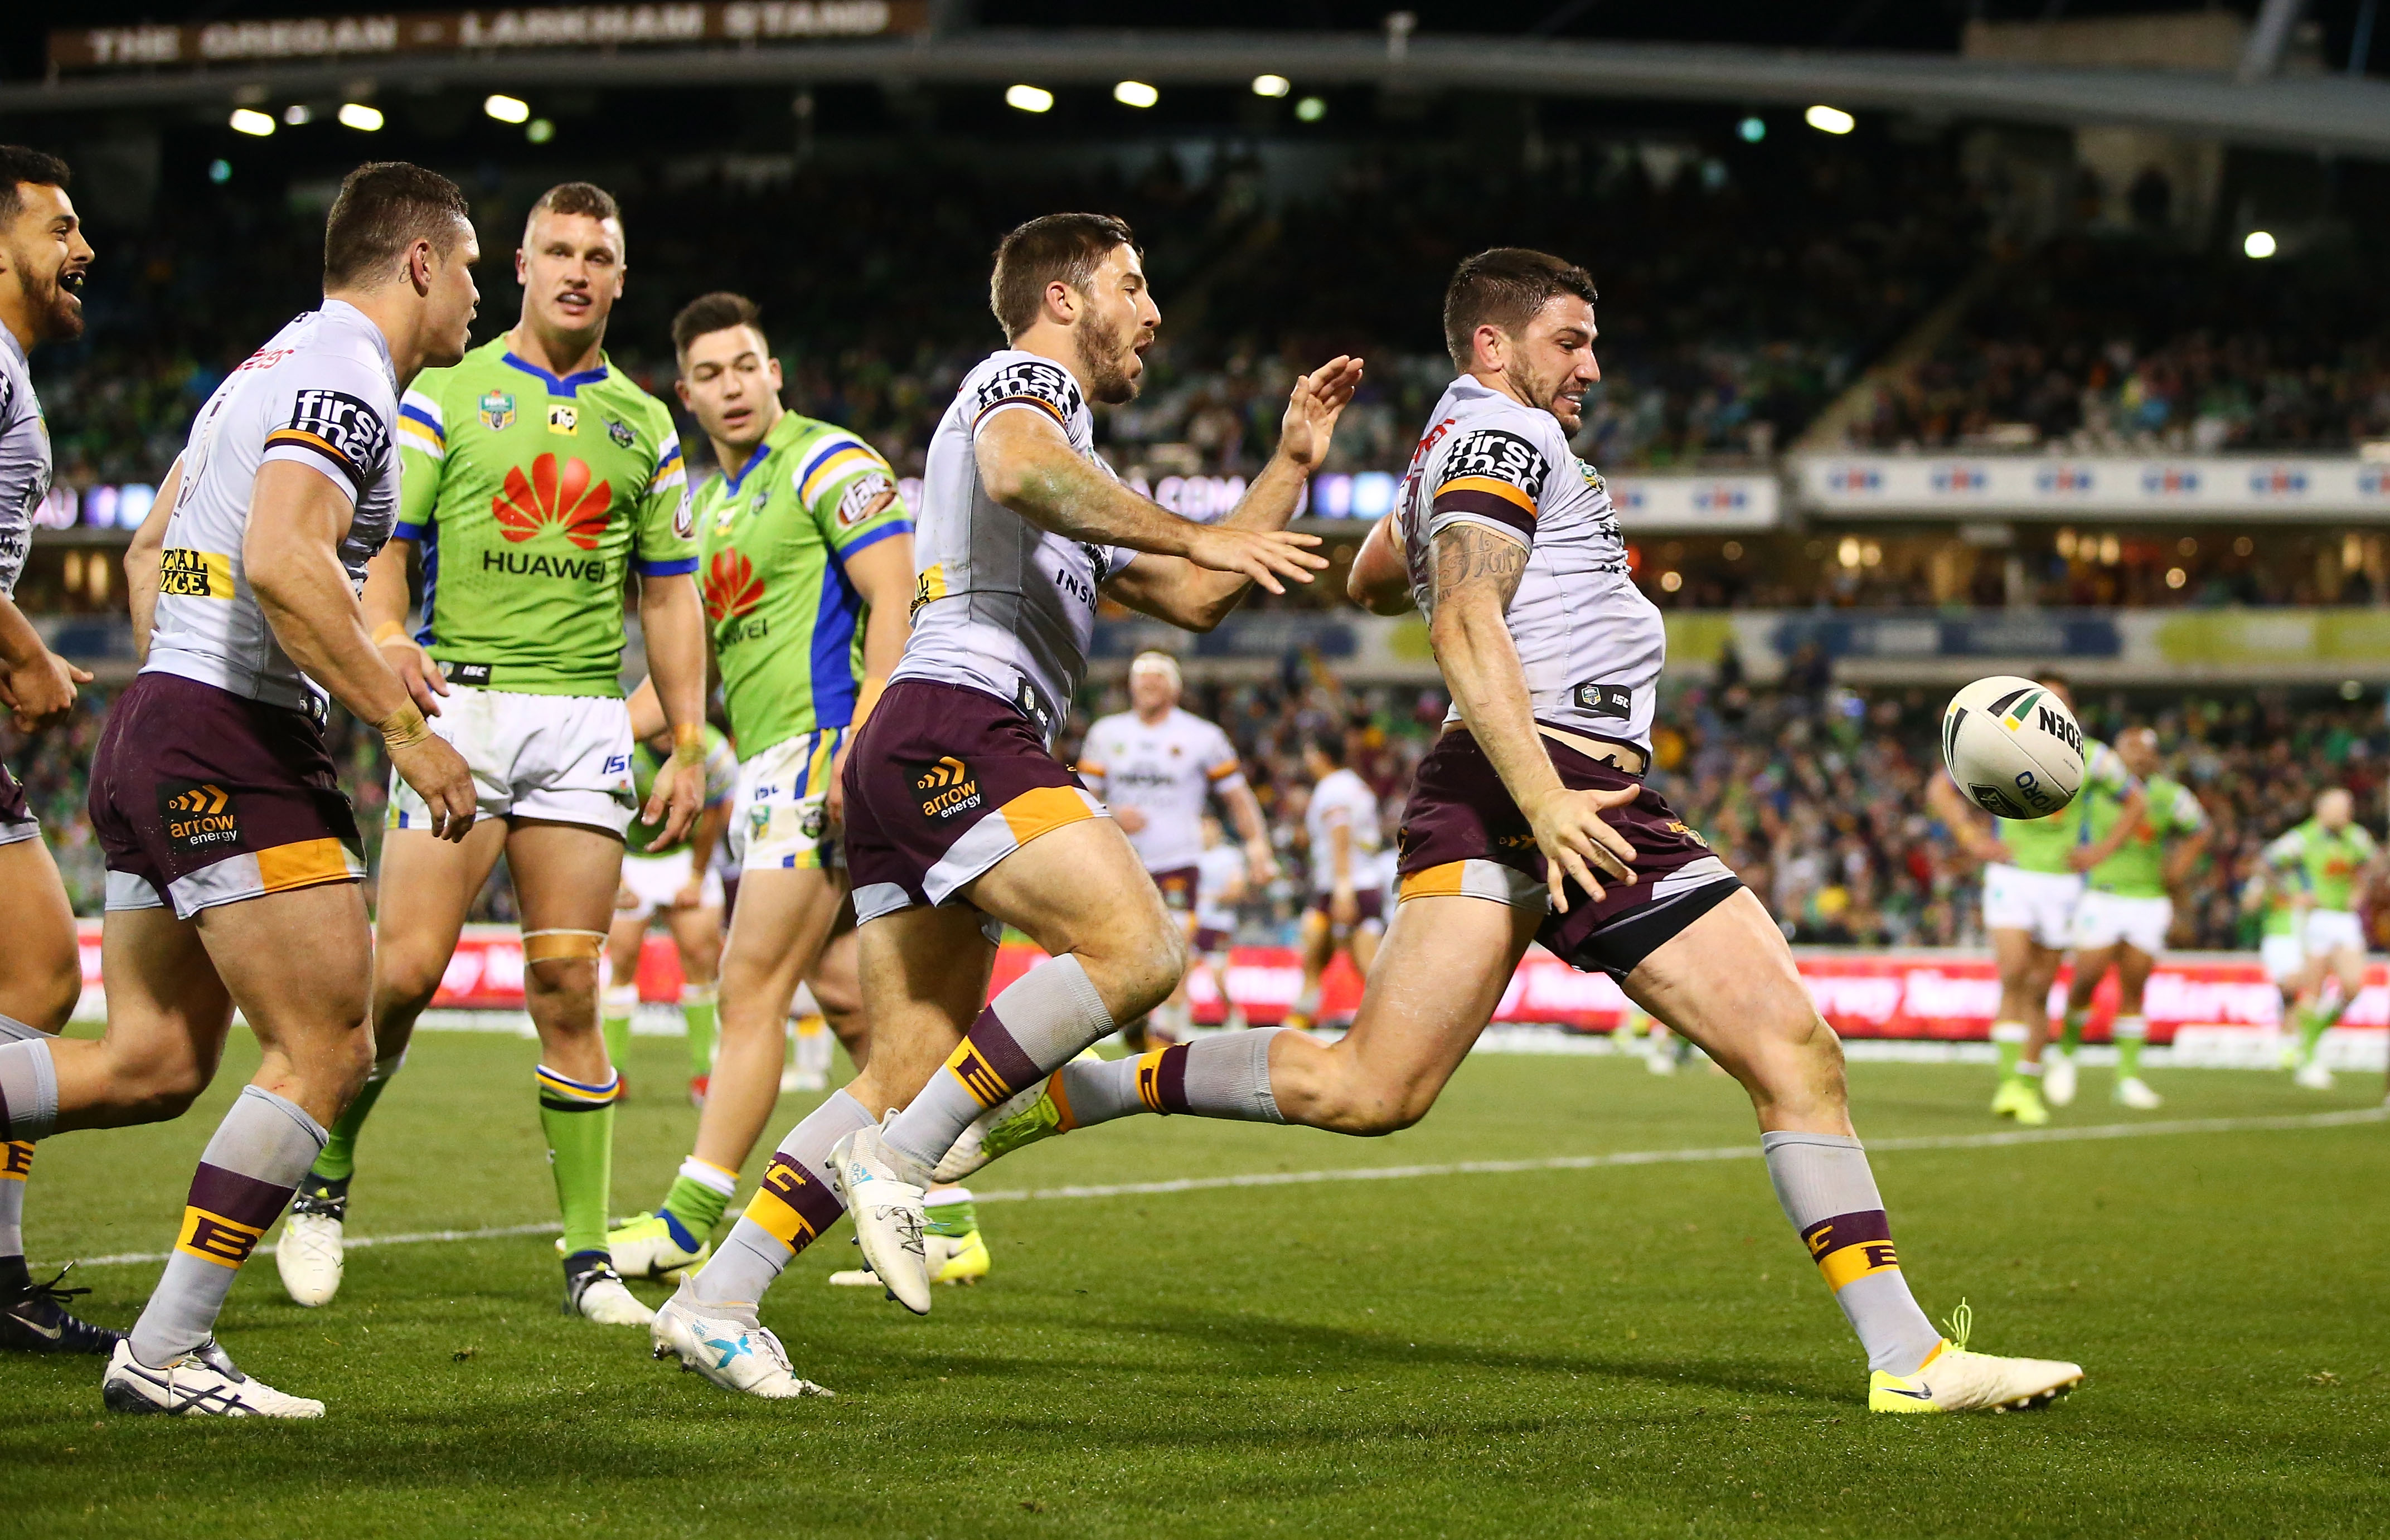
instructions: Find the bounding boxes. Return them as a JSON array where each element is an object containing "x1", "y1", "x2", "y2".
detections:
[{"x1": 46, "y1": 1107, "x2": 2384, "y2": 1269}]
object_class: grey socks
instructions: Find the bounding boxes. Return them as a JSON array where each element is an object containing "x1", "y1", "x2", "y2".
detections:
[
  {"x1": 1761, "y1": 1130, "x2": 1942, "y2": 1376},
  {"x1": 691, "y1": 1089, "x2": 875, "y2": 1307}
]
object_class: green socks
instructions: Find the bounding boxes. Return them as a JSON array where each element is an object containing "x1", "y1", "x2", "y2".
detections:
[
  {"x1": 310, "y1": 1051, "x2": 404, "y2": 1183},
  {"x1": 2058, "y1": 1008, "x2": 2088, "y2": 1056},
  {"x1": 682, "y1": 984, "x2": 718, "y2": 1080},
  {"x1": 2113, "y1": 1014, "x2": 2147, "y2": 1079},
  {"x1": 1991, "y1": 1020, "x2": 2029, "y2": 1083},
  {"x1": 537, "y1": 1065, "x2": 619, "y2": 1258},
  {"x1": 600, "y1": 985, "x2": 636, "y2": 1081},
  {"x1": 925, "y1": 1187, "x2": 980, "y2": 1240},
  {"x1": 660, "y1": 1156, "x2": 738, "y2": 1245}
]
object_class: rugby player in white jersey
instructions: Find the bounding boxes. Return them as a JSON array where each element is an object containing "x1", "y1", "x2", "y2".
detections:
[
  {"x1": 1077, "y1": 649, "x2": 1273, "y2": 1046},
  {"x1": 1190, "y1": 816, "x2": 1252, "y2": 1028},
  {"x1": 0, "y1": 147, "x2": 115, "y2": 1357},
  {"x1": 648, "y1": 212, "x2": 1359, "y2": 1395},
  {"x1": 934, "y1": 249, "x2": 2082, "y2": 1415},
  {"x1": 0, "y1": 163, "x2": 480, "y2": 1415},
  {"x1": 1281, "y1": 728, "x2": 1385, "y2": 1032}
]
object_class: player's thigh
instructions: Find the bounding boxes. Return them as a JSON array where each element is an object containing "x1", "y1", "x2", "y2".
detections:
[
  {"x1": 666, "y1": 902, "x2": 724, "y2": 979},
  {"x1": 2067, "y1": 943, "x2": 2117, "y2": 1006},
  {"x1": 2114, "y1": 943, "x2": 2155, "y2": 995},
  {"x1": 0, "y1": 837, "x2": 81, "y2": 1031},
  {"x1": 374, "y1": 820, "x2": 510, "y2": 990},
  {"x1": 604, "y1": 911, "x2": 649, "y2": 978},
  {"x1": 720, "y1": 867, "x2": 845, "y2": 1021},
  {"x1": 1625, "y1": 886, "x2": 1850, "y2": 1133},
  {"x1": 1988, "y1": 925, "x2": 2038, "y2": 984},
  {"x1": 195, "y1": 885, "x2": 375, "y2": 1119},
  {"x1": 55, "y1": 908, "x2": 236, "y2": 1128},
  {"x1": 848, "y1": 905, "x2": 997, "y2": 1117},
  {"x1": 506, "y1": 819, "x2": 627, "y2": 935},
  {"x1": 964, "y1": 815, "x2": 1178, "y2": 974},
  {"x1": 1317, "y1": 895, "x2": 1538, "y2": 1120}
]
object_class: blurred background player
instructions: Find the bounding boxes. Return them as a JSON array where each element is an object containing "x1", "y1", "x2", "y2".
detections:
[
  {"x1": 2265, "y1": 788, "x2": 2383, "y2": 1090},
  {"x1": 600, "y1": 717, "x2": 735, "y2": 1104},
  {"x1": 1077, "y1": 649, "x2": 1273, "y2": 1047},
  {"x1": 1190, "y1": 815, "x2": 1250, "y2": 1029},
  {"x1": 593, "y1": 292, "x2": 914, "y2": 1285},
  {"x1": 1282, "y1": 729, "x2": 1384, "y2": 1032},
  {"x1": 1927, "y1": 677, "x2": 2141, "y2": 1126},
  {"x1": 2247, "y1": 861, "x2": 2312, "y2": 1068},
  {"x1": 0, "y1": 145, "x2": 109, "y2": 1356},
  {"x1": 275, "y1": 181, "x2": 709, "y2": 1329},
  {"x1": 15, "y1": 162, "x2": 482, "y2": 1415},
  {"x1": 2052, "y1": 726, "x2": 2205, "y2": 1110}
]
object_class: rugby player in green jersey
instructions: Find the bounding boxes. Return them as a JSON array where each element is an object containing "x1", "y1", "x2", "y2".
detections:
[
  {"x1": 599, "y1": 722, "x2": 736, "y2": 1104},
  {"x1": 2265, "y1": 788, "x2": 2383, "y2": 1089},
  {"x1": 274, "y1": 183, "x2": 711, "y2": 1328},
  {"x1": 591, "y1": 292, "x2": 930, "y2": 1285},
  {"x1": 1928, "y1": 676, "x2": 2142, "y2": 1126},
  {"x1": 2051, "y1": 727, "x2": 2207, "y2": 1110},
  {"x1": 2244, "y1": 862, "x2": 2311, "y2": 1054}
]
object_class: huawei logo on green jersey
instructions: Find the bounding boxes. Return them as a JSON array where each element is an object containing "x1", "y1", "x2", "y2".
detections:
[
  {"x1": 704, "y1": 549, "x2": 765, "y2": 624},
  {"x1": 497, "y1": 453, "x2": 613, "y2": 550}
]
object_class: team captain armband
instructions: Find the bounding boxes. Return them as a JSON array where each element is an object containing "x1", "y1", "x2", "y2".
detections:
[
  {"x1": 263, "y1": 387, "x2": 391, "y2": 497},
  {"x1": 970, "y1": 358, "x2": 1084, "y2": 432},
  {"x1": 1430, "y1": 427, "x2": 1550, "y2": 541}
]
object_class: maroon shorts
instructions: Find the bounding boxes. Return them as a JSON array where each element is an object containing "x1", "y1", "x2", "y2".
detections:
[
  {"x1": 1394, "y1": 726, "x2": 1739, "y2": 979},
  {"x1": 841, "y1": 679, "x2": 1106, "y2": 926},
  {"x1": 1151, "y1": 864, "x2": 1200, "y2": 914},
  {"x1": 0, "y1": 760, "x2": 36, "y2": 845},
  {"x1": 1194, "y1": 925, "x2": 1233, "y2": 955},
  {"x1": 1306, "y1": 887, "x2": 1386, "y2": 931},
  {"x1": 88, "y1": 672, "x2": 365, "y2": 919}
]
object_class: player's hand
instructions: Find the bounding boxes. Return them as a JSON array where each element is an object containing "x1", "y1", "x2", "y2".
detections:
[
  {"x1": 1182, "y1": 523, "x2": 1326, "y2": 596},
  {"x1": 1329, "y1": 885, "x2": 1359, "y2": 928},
  {"x1": 1275, "y1": 356, "x2": 1365, "y2": 472},
  {"x1": 1979, "y1": 838, "x2": 2014, "y2": 864},
  {"x1": 2066, "y1": 845, "x2": 2101, "y2": 872},
  {"x1": 1114, "y1": 805, "x2": 1148, "y2": 833},
  {"x1": 390, "y1": 733, "x2": 477, "y2": 842},
  {"x1": 1245, "y1": 839, "x2": 1279, "y2": 885},
  {"x1": 379, "y1": 634, "x2": 449, "y2": 716},
  {"x1": 644, "y1": 749, "x2": 705, "y2": 848},
  {"x1": 1522, "y1": 784, "x2": 1640, "y2": 914},
  {"x1": 827, "y1": 739, "x2": 852, "y2": 829},
  {"x1": 673, "y1": 875, "x2": 704, "y2": 910},
  {"x1": 615, "y1": 883, "x2": 638, "y2": 912},
  {"x1": 0, "y1": 647, "x2": 90, "y2": 731}
]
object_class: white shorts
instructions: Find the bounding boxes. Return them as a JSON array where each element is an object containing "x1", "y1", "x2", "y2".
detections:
[
  {"x1": 2261, "y1": 933, "x2": 2309, "y2": 985},
  {"x1": 730, "y1": 728, "x2": 848, "y2": 873},
  {"x1": 389, "y1": 686, "x2": 635, "y2": 835},
  {"x1": 2304, "y1": 909, "x2": 2366, "y2": 958},
  {"x1": 2072, "y1": 891, "x2": 2171, "y2": 955},
  {"x1": 617, "y1": 849, "x2": 724, "y2": 922},
  {"x1": 1980, "y1": 863, "x2": 2083, "y2": 950}
]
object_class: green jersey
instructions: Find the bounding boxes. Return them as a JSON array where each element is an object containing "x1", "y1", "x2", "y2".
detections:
[
  {"x1": 2087, "y1": 774, "x2": 2205, "y2": 897},
  {"x1": 695, "y1": 410, "x2": 910, "y2": 760},
  {"x1": 623, "y1": 725, "x2": 736, "y2": 857},
  {"x1": 396, "y1": 338, "x2": 695, "y2": 696},
  {"x1": 2266, "y1": 818, "x2": 2379, "y2": 912},
  {"x1": 2000, "y1": 739, "x2": 2129, "y2": 875}
]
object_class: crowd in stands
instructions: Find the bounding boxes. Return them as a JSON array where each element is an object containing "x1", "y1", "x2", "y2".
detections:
[{"x1": 1843, "y1": 232, "x2": 2390, "y2": 454}]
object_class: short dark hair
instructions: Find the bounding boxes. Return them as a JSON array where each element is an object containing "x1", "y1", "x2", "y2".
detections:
[
  {"x1": 672, "y1": 291, "x2": 765, "y2": 359},
  {"x1": 0, "y1": 145, "x2": 70, "y2": 227},
  {"x1": 1441, "y1": 248, "x2": 1598, "y2": 371},
  {"x1": 323, "y1": 161, "x2": 472, "y2": 289},
  {"x1": 1307, "y1": 731, "x2": 1349, "y2": 769},
  {"x1": 526, "y1": 181, "x2": 622, "y2": 241},
  {"x1": 990, "y1": 213, "x2": 1139, "y2": 339}
]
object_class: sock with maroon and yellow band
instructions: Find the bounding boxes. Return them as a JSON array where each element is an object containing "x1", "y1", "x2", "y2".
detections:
[
  {"x1": 0, "y1": 1014, "x2": 49, "y2": 1262},
  {"x1": 1043, "y1": 1030, "x2": 1291, "y2": 1129},
  {"x1": 691, "y1": 1090, "x2": 874, "y2": 1305},
  {"x1": 883, "y1": 956, "x2": 1116, "y2": 1173},
  {"x1": 1762, "y1": 1130, "x2": 1941, "y2": 1377}
]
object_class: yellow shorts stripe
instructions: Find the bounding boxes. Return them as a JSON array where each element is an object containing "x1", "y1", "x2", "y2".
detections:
[
  {"x1": 255, "y1": 837, "x2": 358, "y2": 895},
  {"x1": 1000, "y1": 785, "x2": 1097, "y2": 847},
  {"x1": 1397, "y1": 858, "x2": 1544, "y2": 909}
]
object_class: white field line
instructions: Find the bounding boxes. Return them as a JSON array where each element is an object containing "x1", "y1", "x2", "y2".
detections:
[{"x1": 47, "y1": 1106, "x2": 2384, "y2": 1270}]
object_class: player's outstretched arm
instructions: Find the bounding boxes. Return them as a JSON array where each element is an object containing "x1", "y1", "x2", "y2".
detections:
[
  {"x1": 638, "y1": 572, "x2": 711, "y2": 845},
  {"x1": 1349, "y1": 511, "x2": 1414, "y2": 615},
  {"x1": 123, "y1": 454, "x2": 181, "y2": 668},
  {"x1": 243, "y1": 459, "x2": 476, "y2": 841},
  {"x1": 1428, "y1": 522, "x2": 1633, "y2": 912}
]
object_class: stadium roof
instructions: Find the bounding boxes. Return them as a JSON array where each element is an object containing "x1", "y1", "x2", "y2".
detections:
[{"x1": 4, "y1": 26, "x2": 2388, "y2": 159}]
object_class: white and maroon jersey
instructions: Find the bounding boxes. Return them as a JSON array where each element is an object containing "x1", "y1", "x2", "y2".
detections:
[
  {"x1": 144, "y1": 301, "x2": 400, "y2": 716},
  {"x1": 1305, "y1": 766, "x2": 1383, "y2": 894},
  {"x1": 1395, "y1": 375, "x2": 1664, "y2": 754},
  {"x1": 1078, "y1": 706, "x2": 1247, "y2": 873},
  {"x1": 1195, "y1": 841, "x2": 1246, "y2": 937},
  {"x1": 0, "y1": 327, "x2": 50, "y2": 599},
  {"x1": 891, "y1": 349, "x2": 1138, "y2": 746}
]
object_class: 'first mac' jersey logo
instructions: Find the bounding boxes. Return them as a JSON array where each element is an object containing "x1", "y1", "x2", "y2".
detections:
[
  {"x1": 1442, "y1": 428, "x2": 1550, "y2": 502},
  {"x1": 281, "y1": 388, "x2": 391, "y2": 491},
  {"x1": 971, "y1": 358, "x2": 1083, "y2": 434}
]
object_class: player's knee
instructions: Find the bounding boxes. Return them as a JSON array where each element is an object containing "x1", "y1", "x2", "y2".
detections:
[
  {"x1": 373, "y1": 941, "x2": 452, "y2": 1012},
  {"x1": 1084, "y1": 915, "x2": 1186, "y2": 1021},
  {"x1": 109, "y1": 1053, "x2": 210, "y2": 1123},
  {"x1": 19, "y1": 955, "x2": 82, "y2": 1033}
]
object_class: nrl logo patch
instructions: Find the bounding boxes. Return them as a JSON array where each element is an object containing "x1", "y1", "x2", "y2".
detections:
[
  {"x1": 478, "y1": 391, "x2": 516, "y2": 431},
  {"x1": 607, "y1": 418, "x2": 634, "y2": 449}
]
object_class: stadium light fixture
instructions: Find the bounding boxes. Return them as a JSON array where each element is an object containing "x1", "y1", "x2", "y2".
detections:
[
  {"x1": 228, "y1": 108, "x2": 275, "y2": 137},
  {"x1": 1114, "y1": 80, "x2": 1158, "y2": 109},
  {"x1": 1006, "y1": 84, "x2": 1054, "y2": 114},
  {"x1": 1253, "y1": 74, "x2": 1292, "y2": 98},
  {"x1": 1805, "y1": 105, "x2": 1855, "y2": 135},
  {"x1": 527, "y1": 119, "x2": 556, "y2": 144},
  {"x1": 207, "y1": 158, "x2": 231, "y2": 183},
  {"x1": 338, "y1": 103, "x2": 384, "y2": 132},
  {"x1": 2244, "y1": 229, "x2": 2277, "y2": 258},
  {"x1": 283, "y1": 105, "x2": 312, "y2": 125},
  {"x1": 1295, "y1": 95, "x2": 1327, "y2": 122},
  {"x1": 484, "y1": 93, "x2": 531, "y2": 124},
  {"x1": 1737, "y1": 115, "x2": 1764, "y2": 142}
]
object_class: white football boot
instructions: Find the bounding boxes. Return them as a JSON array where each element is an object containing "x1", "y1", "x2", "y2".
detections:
[
  {"x1": 2112, "y1": 1075, "x2": 2163, "y2": 1109},
  {"x1": 2295, "y1": 1058, "x2": 2336, "y2": 1091},
  {"x1": 103, "y1": 1338, "x2": 325, "y2": 1418},
  {"x1": 2040, "y1": 1048, "x2": 2078, "y2": 1108},
  {"x1": 565, "y1": 1259, "x2": 657, "y2": 1327},
  {"x1": 275, "y1": 1199, "x2": 345, "y2": 1308},
  {"x1": 827, "y1": 1119, "x2": 932, "y2": 1314},
  {"x1": 652, "y1": 1289, "x2": 831, "y2": 1399}
]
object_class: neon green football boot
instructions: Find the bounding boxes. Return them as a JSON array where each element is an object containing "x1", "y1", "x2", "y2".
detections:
[{"x1": 1870, "y1": 1301, "x2": 2083, "y2": 1413}]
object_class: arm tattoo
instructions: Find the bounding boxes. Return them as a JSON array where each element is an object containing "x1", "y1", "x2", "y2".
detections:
[{"x1": 1431, "y1": 525, "x2": 1529, "y2": 613}]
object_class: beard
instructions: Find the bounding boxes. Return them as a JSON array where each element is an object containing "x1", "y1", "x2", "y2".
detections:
[
  {"x1": 1073, "y1": 309, "x2": 1143, "y2": 406},
  {"x1": 20, "y1": 263, "x2": 84, "y2": 344},
  {"x1": 1506, "y1": 356, "x2": 1581, "y2": 430}
]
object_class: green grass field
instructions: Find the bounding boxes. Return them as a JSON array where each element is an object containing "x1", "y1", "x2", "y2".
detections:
[{"x1": 4, "y1": 1028, "x2": 2385, "y2": 1538}]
